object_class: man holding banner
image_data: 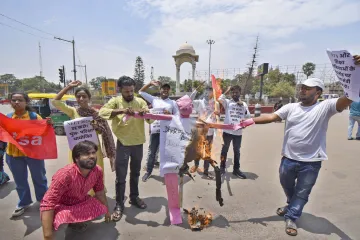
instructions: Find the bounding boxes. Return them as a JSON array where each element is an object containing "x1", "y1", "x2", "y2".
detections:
[
  {"x1": 139, "y1": 80, "x2": 177, "y2": 182},
  {"x1": 99, "y1": 76, "x2": 151, "y2": 222}
]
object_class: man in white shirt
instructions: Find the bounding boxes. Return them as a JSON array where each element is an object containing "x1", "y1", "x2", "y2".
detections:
[
  {"x1": 189, "y1": 86, "x2": 220, "y2": 179},
  {"x1": 252, "y1": 76, "x2": 355, "y2": 236},
  {"x1": 139, "y1": 81, "x2": 177, "y2": 182},
  {"x1": 218, "y1": 85, "x2": 250, "y2": 179}
]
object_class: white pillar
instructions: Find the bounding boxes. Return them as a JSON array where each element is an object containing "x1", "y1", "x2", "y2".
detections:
[
  {"x1": 176, "y1": 64, "x2": 180, "y2": 95},
  {"x1": 191, "y1": 62, "x2": 196, "y2": 91}
]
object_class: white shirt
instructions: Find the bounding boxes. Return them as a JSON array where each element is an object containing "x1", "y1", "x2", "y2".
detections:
[
  {"x1": 275, "y1": 99, "x2": 339, "y2": 162},
  {"x1": 219, "y1": 94, "x2": 251, "y2": 136},
  {"x1": 139, "y1": 91, "x2": 178, "y2": 134}
]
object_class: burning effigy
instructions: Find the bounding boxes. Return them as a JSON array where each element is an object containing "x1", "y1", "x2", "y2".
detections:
[{"x1": 184, "y1": 207, "x2": 213, "y2": 231}]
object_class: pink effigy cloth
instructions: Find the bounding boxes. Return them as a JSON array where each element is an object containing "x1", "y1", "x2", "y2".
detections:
[
  {"x1": 123, "y1": 112, "x2": 173, "y2": 122},
  {"x1": 164, "y1": 173, "x2": 182, "y2": 225},
  {"x1": 208, "y1": 118, "x2": 255, "y2": 130}
]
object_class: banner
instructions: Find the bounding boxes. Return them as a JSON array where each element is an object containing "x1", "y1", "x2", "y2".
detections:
[
  {"x1": 327, "y1": 49, "x2": 360, "y2": 102},
  {"x1": 64, "y1": 117, "x2": 99, "y2": 150},
  {"x1": 0, "y1": 113, "x2": 57, "y2": 159}
]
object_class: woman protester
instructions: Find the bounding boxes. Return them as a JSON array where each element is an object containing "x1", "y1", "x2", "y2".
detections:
[
  {"x1": 6, "y1": 93, "x2": 49, "y2": 217},
  {"x1": 52, "y1": 81, "x2": 116, "y2": 195}
]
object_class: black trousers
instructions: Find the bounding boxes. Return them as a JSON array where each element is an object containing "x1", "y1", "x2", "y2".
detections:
[{"x1": 115, "y1": 140, "x2": 143, "y2": 208}]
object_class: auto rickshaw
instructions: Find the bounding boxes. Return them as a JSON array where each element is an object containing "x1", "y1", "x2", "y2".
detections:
[{"x1": 28, "y1": 93, "x2": 77, "y2": 135}]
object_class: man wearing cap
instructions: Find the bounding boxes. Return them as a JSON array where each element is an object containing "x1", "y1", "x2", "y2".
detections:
[
  {"x1": 139, "y1": 80, "x2": 178, "y2": 182},
  {"x1": 251, "y1": 55, "x2": 359, "y2": 237}
]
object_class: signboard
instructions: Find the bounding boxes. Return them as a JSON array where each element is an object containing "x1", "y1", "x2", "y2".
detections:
[{"x1": 64, "y1": 117, "x2": 99, "y2": 150}]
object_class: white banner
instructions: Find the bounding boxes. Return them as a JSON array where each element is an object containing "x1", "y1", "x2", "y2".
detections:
[
  {"x1": 327, "y1": 49, "x2": 360, "y2": 102},
  {"x1": 64, "y1": 117, "x2": 99, "y2": 150},
  {"x1": 159, "y1": 116, "x2": 193, "y2": 177}
]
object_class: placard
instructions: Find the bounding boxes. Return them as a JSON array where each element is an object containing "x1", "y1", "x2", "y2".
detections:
[{"x1": 64, "y1": 117, "x2": 99, "y2": 150}]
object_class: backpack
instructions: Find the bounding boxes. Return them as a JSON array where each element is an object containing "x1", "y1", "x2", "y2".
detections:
[{"x1": 7, "y1": 111, "x2": 38, "y2": 120}]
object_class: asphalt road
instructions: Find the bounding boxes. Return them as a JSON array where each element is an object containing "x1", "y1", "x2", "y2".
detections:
[{"x1": 0, "y1": 104, "x2": 359, "y2": 240}]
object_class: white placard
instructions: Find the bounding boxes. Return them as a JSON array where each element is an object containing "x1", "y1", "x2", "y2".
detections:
[
  {"x1": 159, "y1": 116, "x2": 194, "y2": 177},
  {"x1": 150, "y1": 108, "x2": 165, "y2": 134},
  {"x1": 64, "y1": 117, "x2": 99, "y2": 150},
  {"x1": 327, "y1": 49, "x2": 360, "y2": 102}
]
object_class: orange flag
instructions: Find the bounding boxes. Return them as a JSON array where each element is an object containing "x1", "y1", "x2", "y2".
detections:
[{"x1": 211, "y1": 75, "x2": 222, "y2": 100}]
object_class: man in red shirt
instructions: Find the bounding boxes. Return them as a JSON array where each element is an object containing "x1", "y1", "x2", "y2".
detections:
[{"x1": 40, "y1": 141, "x2": 111, "y2": 240}]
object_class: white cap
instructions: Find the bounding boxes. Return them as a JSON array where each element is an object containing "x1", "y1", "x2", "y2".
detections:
[{"x1": 301, "y1": 78, "x2": 324, "y2": 91}]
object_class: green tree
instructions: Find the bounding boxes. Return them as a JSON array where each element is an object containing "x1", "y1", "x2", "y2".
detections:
[
  {"x1": 89, "y1": 77, "x2": 104, "y2": 90},
  {"x1": 270, "y1": 81, "x2": 295, "y2": 98},
  {"x1": 134, "y1": 56, "x2": 145, "y2": 92},
  {"x1": 302, "y1": 62, "x2": 316, "y2": 78}
]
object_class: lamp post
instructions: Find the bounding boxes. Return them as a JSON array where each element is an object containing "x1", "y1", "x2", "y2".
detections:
[{"x1": 206, "y1": 39, "x2": 215, "y2": 85}]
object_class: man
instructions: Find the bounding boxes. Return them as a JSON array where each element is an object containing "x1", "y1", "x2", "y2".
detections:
[
  {"x1": 40, "y1": 141, "x2": 110, "y2": 240},
  {"x1": 348, "y1": 101, "x2": 360, "y2": 140},
  {"x1": 218, "y1": 85, "x2": 250, "y2": 179},
  {"x1": 189, "y1": 86, "x2": 220, "y2": 179},
  {"x1": 139, "y1": 80, "x2": 177, "y2": 182},
  {"x1": 252, "y1": 74, "x2": 357, "y2": 235},
  {"x1": 99, "y1": 76, "x2": 150, "y2": 222}
]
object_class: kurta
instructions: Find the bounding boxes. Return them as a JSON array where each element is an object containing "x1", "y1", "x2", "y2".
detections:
[
  {"x1": 52, "y1": 100, "x2": 105, "y2": 194},
  {"x1": 40, "y1": 164, "x2": 107, "y2": 230}
]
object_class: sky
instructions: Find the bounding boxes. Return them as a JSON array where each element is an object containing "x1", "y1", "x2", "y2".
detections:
[{"x1": 0, "y1": 0, "x2": 359, "y2": 85}]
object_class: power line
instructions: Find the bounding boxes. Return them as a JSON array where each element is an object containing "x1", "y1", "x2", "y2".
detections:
[
  {"x1": 0, "y1": 21, "x2": 54, "y2": 41},
  {"x1": 0, "y1": 13, "x2": 56, "y2": 37}
]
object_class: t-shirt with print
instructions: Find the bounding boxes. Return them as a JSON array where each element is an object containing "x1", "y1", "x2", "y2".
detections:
[
  {"x1": 219, "y1": 94, "x2": 251, "y2": 136},
  {"x1": 275, "y1": 99, "x2": 339, "y2": 162},
  {"x1": 139, "y1": 91, "x2": 178, "y2": 134}
]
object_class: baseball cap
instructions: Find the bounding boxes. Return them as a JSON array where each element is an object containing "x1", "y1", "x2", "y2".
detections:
[
  {"x1": 161, "y1": 83, "x2": 171, "y2": 89},
  {"x1": 301, "y1": 78, "x2": 324, "y2": 91}
]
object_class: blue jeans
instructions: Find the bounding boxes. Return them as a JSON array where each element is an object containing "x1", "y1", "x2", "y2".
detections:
[
  {"x1": 6, "y1": 155, "x2": 48, "y2": 207},
  {"x1": 279, "y1": 157, "x2": 321, "y2": 222},
  {"x1": 220, "y1": 132, "x2": 242, "y2": 171},
  {"x1": 348, "y1": 115, "x2": 360, "y2": 139},
  {"x1": 146, "y1": 133, "x2": 160, "y2": 174}
]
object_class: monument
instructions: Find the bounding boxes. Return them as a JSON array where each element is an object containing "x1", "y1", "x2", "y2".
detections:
[{"x1": 173, "y1": 42, "x2": 199, "y2": 95}]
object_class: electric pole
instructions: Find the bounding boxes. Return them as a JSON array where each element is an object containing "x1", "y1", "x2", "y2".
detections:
[
  {"x1": 76, "y1": 64, "x2": 88, "y2": 85},
  {"x1": 150, "y1": 66, "x2": 154, "y2": 81},
  {"x1": 38, "y1": 42, "x2": 43, "y2": 77},
  {"x1": 244, "y1": 35, "x2": 259, "y2": 95},
  {"x1": 54, "y1": 37, "x2": 77, "y2": 81},
  {"x1": 206, "y1": 38, "x2": 215, "y2": 85}
]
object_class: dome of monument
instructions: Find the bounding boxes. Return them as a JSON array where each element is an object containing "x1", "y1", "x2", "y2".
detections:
[{"x1": 176, "y1": 42, "x2": 196, "y2": 55}]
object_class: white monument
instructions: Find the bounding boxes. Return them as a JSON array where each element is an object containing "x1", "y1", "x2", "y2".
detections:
[{"x1": 173, "y1": 42, "x2": 199, "y2": 95}]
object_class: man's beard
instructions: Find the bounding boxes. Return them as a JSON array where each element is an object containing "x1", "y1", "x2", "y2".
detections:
[
  {"x1": 123, "y1": 95, "x2": 134, "y2": 102},
  {"x1": 79, "y1": 158, "x2": 97, "y2": 170},
  {"x1": 232, "y1": 97, "x2": 239, "y2": 102}
]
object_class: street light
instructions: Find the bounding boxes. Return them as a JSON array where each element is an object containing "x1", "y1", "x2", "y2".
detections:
[{"x1": 206, "y1": 38, "x2": 215, "y2": 84}]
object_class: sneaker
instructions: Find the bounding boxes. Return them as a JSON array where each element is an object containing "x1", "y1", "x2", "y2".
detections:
[
  {"x1": 233, "y1": 169, "x2": 247, "y2": 179},
  {"x1": 348, "y1": 137, "x2": 354, "y2": 140},
  {"x1": 11, "y1": 204, "x2": 30, "y2": 218},
  {"x1": 142, "y1": 172, "x2": 151, "y2": 182},
  {"x1": 0, "y1": 172, "x2": 10, "y2": 185}
]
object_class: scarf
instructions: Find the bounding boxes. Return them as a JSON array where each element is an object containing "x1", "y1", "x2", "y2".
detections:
[{"x1": 77, "y1": 107, "x2": 116, "y2": 172}]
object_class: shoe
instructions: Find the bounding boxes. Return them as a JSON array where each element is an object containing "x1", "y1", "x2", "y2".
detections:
[
  {"x1": 348, "y1": 137, "x2": 354, "y2": 140},
  {"x1": 356, "y1": 137, "x2": 360, "y2": 140},
  {"x1": 142, "y1": 172, "x2": 151, "y2": 182},
  {"x1": 203, "y1": 171, "x2": 214, "y2": 180},
  {"x1": 233, "y1": 169, "x2": 247, "y2": 179},
  {"x1": 154, "y1": 161, "x2": 160, "y2": 167},
  {"x1": 11, "y1": 204, "x2": 30, "y2": 218}
]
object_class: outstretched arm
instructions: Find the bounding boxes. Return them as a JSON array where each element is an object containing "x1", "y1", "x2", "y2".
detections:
[{"x1": 253, "y1": 113, "x2": 282, "y2": 124}]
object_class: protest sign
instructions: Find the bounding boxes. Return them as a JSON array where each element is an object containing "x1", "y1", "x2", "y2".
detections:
[
  {"x1": 149, "y1": 108, "x2": 167, "y2": 134},
  {"x1": 0, "y1": 113, "x2": 57, "y2": 159},
  {"x1": 327, "y1": 50, "x2": 360, "y2": 102},
  {"x1": 159, "y1": 116, "x2": 193, "y2": 177},
  {"x1": 64, "y1": 117, "x2": 99, "y2": 150}
]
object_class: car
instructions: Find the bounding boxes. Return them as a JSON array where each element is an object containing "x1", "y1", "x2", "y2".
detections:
[{"x1": 0, "y1": 98, "x2": 10, "y2": 104}]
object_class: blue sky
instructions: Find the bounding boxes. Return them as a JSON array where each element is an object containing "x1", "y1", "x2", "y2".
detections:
[{"x1": 1, "y1": 0, "x2": 359, "y2": 85}]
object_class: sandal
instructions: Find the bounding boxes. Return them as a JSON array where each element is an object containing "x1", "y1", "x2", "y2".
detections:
[
  {"x1": 190, "y1": 165, "x2": 198, "y2": 173},
  {"x1": 203, "y1": 172, "x2": 215, "y2": 180},
  {"x1": 129, "y1": 197, "x2": 147, "y2": 209},
  {"x1": 285, "y1": 219, "x2": 298, "y2": 236},
  {"x1": 68, "y1": 222, "x2": 88, "y2": 233},
  {"x1": 112, "y1": 205, "x2": 123, "y2": 222},
  {"x1": 276, "y1": 206, "x2": 287, "y2": 217}
]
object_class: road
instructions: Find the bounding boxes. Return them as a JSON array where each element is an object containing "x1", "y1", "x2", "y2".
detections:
[{"x1": 0, "y1": 104, "x2": 359, "y2": 240}]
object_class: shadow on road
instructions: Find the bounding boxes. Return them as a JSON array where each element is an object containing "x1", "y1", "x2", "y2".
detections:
[
  {"x1": 63, "y1": 222, "x2": 120, "y2": 240},
  {"x1": 230, "y1": 213, "x2": 353, "y2": 240},
  {"x1": 0, "y1": 181, "x2": 15, "y2": 199},
  {"x1": 10, "y1": 203, "x2": 41, "y2": 237}
]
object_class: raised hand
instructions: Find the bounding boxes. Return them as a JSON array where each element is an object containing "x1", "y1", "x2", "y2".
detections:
[
  {"x1": 150, "y1": 80, "x2": 161, "y2": 86},
  {"x1": 68, "y1": 80, "x2": 82, "y2": 88}
]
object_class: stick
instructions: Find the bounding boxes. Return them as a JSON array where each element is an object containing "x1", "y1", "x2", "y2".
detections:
[{"x1": 179, "y1": 175, "x2": 184, "y2": 208}]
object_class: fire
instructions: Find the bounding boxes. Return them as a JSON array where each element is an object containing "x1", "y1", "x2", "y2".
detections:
[{"x1": 184, "y1": 207, "x2": 213, "y2": 231}]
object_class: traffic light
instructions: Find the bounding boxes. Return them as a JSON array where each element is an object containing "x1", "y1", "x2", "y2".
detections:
[{"x1": 59, "y1": 68, "x2": 64, "y2": 83}]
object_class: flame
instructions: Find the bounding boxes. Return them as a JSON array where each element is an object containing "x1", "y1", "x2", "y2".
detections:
[{"x1": 184, "y1": 207, "x2": 213, "y2": 231}]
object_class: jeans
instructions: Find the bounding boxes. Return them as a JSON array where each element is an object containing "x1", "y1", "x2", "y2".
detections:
[
  {"x1": 146, "y1": 133, "x2": 160, "y2": 174},
  {"x1": 194, "y1": 135, "x2": 213, "y2": 171},
  {"x1": 115, "y1": 140, "x2": 143, "y2": 208},
  {"x1": 348, "y1": 115, "x2": 360, "y2": 139},
  {"x1": 6, "y1": 155, "x2": 48, "y2": 207},
  {"x1": 279, "y1": 157, "x2": 321, "y2": 222},
  {"x1": 220, "y1": 132, "x2": 242, "y2": 171}
]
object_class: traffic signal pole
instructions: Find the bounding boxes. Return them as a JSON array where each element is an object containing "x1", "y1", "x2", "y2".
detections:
[
  {"x1": 62, "y1": 65, "x2": 66, "y2": 87},
  {"x1": 54, "y1": 37, "x2": 76, "y2": 81}
]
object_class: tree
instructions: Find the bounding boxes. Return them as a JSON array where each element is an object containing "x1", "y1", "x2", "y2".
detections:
[
  {"x1": 89, "y1": 77, "x2": 104, "y2": 90},
  {"x1": 270, "y1": 81, "x2": 295, "y2": 98},
  {"x1": 134, "y1": 56, "x2": 145, "y2": 92},
  {"x1": 302, "y1": 62, "x2": 316, "y2": 79}
]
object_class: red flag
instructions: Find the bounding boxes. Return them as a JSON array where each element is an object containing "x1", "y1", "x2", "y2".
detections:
[
  {"x1": 211, "y1": 75, "x2": 222, "y2": 99},
  {"x1": 0, "y1": 113, "x2": 58, "y2": 159}
]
